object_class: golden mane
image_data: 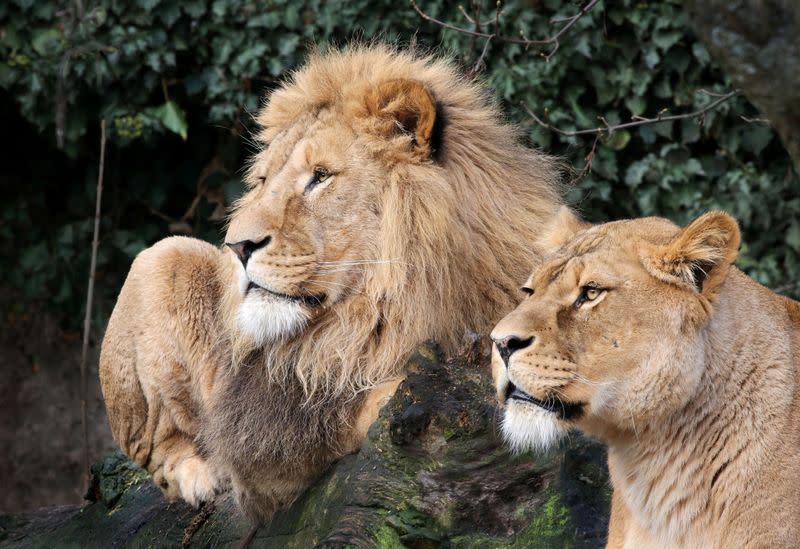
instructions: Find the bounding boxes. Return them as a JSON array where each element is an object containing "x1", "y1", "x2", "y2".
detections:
[{"x1": 226, "y1": 43, "x2": 563, "y2": 402}]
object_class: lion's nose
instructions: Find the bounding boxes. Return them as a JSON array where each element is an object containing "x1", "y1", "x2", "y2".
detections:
[
  {"x1": 492, "y1": 335, "x2": 534, "y2": 366},
  {"x1": 226, "y1": 236, "x2": 271, "y2": 267}
]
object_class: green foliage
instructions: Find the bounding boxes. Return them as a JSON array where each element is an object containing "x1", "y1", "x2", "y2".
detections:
[
  {"x1": 0, "y1": 0, "x2": 797, "y2": 326},
  {"x1": 471, "y1": 0, "x2": 799, "y2": 293}
]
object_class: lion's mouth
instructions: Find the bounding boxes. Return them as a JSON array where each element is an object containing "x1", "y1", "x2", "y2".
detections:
[
  {"x1": 247, "y1": 281, "x2": 326, "y2": 307},
  {"x1": 505, "y1": 382, "x2": 583, "y2": 420}
]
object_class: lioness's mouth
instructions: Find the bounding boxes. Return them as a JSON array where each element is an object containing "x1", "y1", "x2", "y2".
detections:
[
  {"x1": 505, "y1": 382, "x2": 583, "y2": 420},
  {"x1": 247, "y1": 282, "x2": 326, "y2": 307}
]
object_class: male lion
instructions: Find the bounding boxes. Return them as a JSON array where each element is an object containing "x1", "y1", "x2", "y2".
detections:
[
  {"x1": 99, "y1": 44, "x2": 564, "y2": 521},
  {"x1": 491, "y1": 207, "x2": 800, "y2": 548}
]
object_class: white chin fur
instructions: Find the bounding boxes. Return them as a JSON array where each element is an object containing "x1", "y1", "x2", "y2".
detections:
[
  {"x1": 502, "y1": 402, "x2": 566, "y2": 454},
  {"x1": 237, "y1": 294, "x2": 308, "y2": 347}
]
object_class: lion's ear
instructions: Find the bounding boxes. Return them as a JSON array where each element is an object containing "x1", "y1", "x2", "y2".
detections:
[
  {"x1": 362, "y1": 79, "x2": 438, "y2": 158},
  {"x1": 538, "y1": 206, "x2": 589, "y2": 252},
  {"x1": 648, "y1": 211, "x2": 740, "y2": 298}
]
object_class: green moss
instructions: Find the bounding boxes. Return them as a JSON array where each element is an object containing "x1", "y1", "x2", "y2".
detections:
[
  {"x1": 511, "y1": 492, "x2": 580, "y2": 549},
  {"x1": 374, "y1": 524, "x2": 407, "y2": 549},
  {"x1": 532, "y1": 494, "x2": 571, "y2": 536},
  {"x1": 385, "y1": 509, "x2": 442, "y2": 547}
]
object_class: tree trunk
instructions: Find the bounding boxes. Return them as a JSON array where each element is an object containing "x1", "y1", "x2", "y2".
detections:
[
  {"x1": 0, "y1": 342, "x2": 610, "y2": 548},
  {"x1": 685, "y1": 0, "x2": 800, "y2": 173}
]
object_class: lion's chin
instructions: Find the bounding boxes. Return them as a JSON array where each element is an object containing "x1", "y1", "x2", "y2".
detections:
[
  {"x1": 236, "y1": 293, "x2": 309, "y2": 347},
  {"x1": 501, "y1": 401, "x2": 567, "y2": 454}
]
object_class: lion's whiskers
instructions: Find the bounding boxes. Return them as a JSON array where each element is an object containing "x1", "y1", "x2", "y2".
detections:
[
  {"x1": 317, "y1": 259, "x2": 411, "y2": 267},
  {"x1": 572, "y1": 372, "x2": 615, "y2": 388}
]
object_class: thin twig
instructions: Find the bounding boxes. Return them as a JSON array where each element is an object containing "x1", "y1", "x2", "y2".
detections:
[
  {"x1": 458, "y1": 4, "x2": 475, "y2": 24},
  {"x1": 410, "y1": 0, "x2": 599, "y2": 60},
  {"x1": 467, "y1": 0, "x2": 504, "y2": 75},
  {"x1": 774, "y1": 281, "x2": 800, "y2": 295},
  {"x1": 740, "y1": 115, "x2": 770, "y2": 125},
  {"x1": 523, "y1": 90, "x2": 739, "y2": 137},
  {"x1": 470, "y1": 37, "x2": 493, "y2": 75},
  {"x1": 80, "y1": 119, "x2": 106, "y2": 493},
  {"x1": 569, "y1": 134, "x2": 600, "y2": 185},
  {"x1": 182, "y1": 502, "x2": 216, "y2": 548},
  {"x1": 696, "y1": 88, "x2": 730, "y2": 98}
]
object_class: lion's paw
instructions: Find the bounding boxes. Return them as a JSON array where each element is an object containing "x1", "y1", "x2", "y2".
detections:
[{"x1": 171, "y1": 455, "x2": 221, "y2": 507}]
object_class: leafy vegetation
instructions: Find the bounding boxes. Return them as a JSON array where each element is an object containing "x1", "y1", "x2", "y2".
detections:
[{"x1": 1, "y1": 0, "x2": 797, "y2": 327}]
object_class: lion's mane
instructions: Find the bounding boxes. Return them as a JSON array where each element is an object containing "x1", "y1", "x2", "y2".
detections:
[{"x1": 220, "y1": 43, "x2": 562, "y2": 401}]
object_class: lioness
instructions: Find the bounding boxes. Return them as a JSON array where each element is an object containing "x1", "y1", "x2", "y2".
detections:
[
  {"x1": 100, "y1": 44, "x2": 564, "y2": 521},
  {"x1": 491, "y1": 208, "x2": 800, "y2": 548}
]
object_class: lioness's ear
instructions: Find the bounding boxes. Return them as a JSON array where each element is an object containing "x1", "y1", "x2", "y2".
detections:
[
  {"x1": 362, "y1": 79, "x2": 438, "y2": 158},
  {"x1": 537, "y1": 206, "x2": 590, "y2": 252},
  {"x1": 648, "y1": 211, "x2": 740, "y2": 298}
]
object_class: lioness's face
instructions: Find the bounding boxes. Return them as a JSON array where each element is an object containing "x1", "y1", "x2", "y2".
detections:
[
  {"x1": 491, "y1": 210, "x2": 740, "y2": 451},
  {"x1": 225, "y1": 112, "x2": 385, "y2": 345}
]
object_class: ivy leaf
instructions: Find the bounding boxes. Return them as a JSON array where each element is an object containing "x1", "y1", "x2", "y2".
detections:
[
  {"x1": 653, "y1": 30, "x2": 682, "y2": 51},
  {"x1": 643, "y1": 49, "x2": 660, "y2": 69},
  {"x1": 692, "y1": 42, "x2": 711, "y2": 64},
  {"x1": 31, "y1": 27, "x2": 60, "y2": 55},
  {"x1": 605, "y1": 130, "x2": 632, "y2": 151},
  {"x1": 625, "y1": 158, "x2": 651, "y2": 187},
  {"x1": 625, "y1": 96, "x2": 647, "y2": 116},
  {"x1": 153, "y1": 101, "x2": 188, "y2": 140},
  {"x1": 740, "y1": 125, "x2": 773, "y2": 156}
]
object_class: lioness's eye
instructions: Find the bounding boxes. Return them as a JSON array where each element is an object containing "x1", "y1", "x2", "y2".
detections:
[
  {"x1": 305, "y1": 167, "x2": 332, "y2": 193},
  {"x1": 520, "y1": 286, "x2": 534, "y2": 296},
  {"x1": 575, "y1": 284, "x2": 604, "y2": 307},
  {"x1": 255, "y1": 176, "x2": 266, "y2": 185}
]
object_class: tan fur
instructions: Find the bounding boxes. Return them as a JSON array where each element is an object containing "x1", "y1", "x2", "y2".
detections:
[
  {"x1": 99, "y1": 43, "x2": 564, "y2": 521},
  {"x1": 491, "y1": 208, "x2": 800, "y2": 548}
]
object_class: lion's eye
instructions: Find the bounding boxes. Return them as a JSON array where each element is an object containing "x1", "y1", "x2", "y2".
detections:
[
  {"x1": 575, "y1": 285, "x2": 604, "y2": 307},
  {"x1": 520, "y1": 286, "x2": 534, "y2": 296},
  {"x1": 255, "y1": 176, "x2": 266, "y2": 186},
  {"x1": 305, "y1": 167, "x2": 332, "y2": 193}
]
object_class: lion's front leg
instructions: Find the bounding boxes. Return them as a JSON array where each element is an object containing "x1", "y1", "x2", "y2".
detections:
[{"x1": 100, "y1": 235, "x2": 227, "y2": 507}]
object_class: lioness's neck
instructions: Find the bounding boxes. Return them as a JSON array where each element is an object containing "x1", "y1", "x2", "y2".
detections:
[{"x1": 607, "y1": 270, "x2": 798, "y2": 546}]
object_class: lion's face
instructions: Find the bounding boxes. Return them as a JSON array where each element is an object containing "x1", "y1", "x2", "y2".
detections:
[
  {"x1": 225, "y1": 78, "x2": 440, "y2": 346},
  {"x1": 225, "y1": 115, "x2": 384, "y2": 344},
  {"x1": 491, "y1": 208, "x2": 740, "y2": 452}
]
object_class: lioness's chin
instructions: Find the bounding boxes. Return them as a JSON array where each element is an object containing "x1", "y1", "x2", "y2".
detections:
[
  {"x1": 502, "y1": 401, "x2": 566, "y2": 453},
  {"x1": 237, "y1": 294, "x2": 308, "y2": 347}
]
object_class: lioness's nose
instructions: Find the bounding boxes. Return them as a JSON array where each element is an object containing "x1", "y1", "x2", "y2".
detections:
[
  {"x1": 226, "y1": 236, "x2": 271, "y2": 267},
  {"x1": 492, "y1": 335, "x2": 534, "y2": 366}
]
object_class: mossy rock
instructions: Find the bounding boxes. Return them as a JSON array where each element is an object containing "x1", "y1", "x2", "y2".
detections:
[{"x1": 0, "y1": 343, "x2": 610, "y2": 548}]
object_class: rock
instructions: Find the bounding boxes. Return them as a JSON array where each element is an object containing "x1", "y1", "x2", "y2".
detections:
[{"x1": 0, "y1": 343, "x2": 610, "y2": 548}]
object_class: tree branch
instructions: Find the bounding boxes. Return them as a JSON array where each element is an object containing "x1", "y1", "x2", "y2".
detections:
[
  {"x1": 410, "y1": 0, "x2": 599, "y2": 61},
  {"x1": 523, "y1": 90, "x2": 739, "y2": 137}
]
